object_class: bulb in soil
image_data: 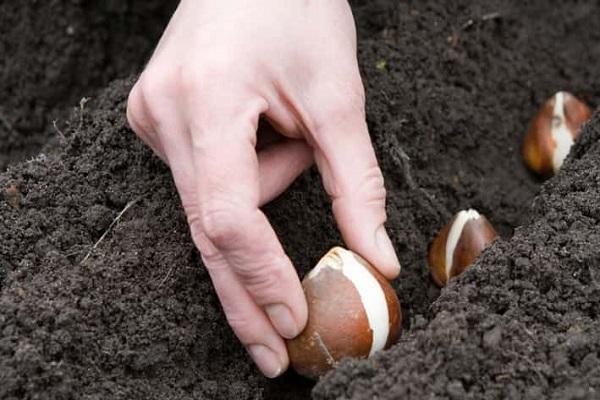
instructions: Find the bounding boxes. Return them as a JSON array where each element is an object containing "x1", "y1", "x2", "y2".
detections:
[
  {"x1": 428, "y1": 209, "x2": 497, "y2": 287},
  {"x1": 286, "y1": 247, "x2": 402, "y2": 380},
  {"x1": 522, "y1": 91, "x2": 592, "y2": 177}
]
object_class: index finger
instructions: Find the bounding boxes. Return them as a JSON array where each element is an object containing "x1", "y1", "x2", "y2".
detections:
[
  {"x1": 310, "y1": 96, "x2": 401, "y2": 279},
  {"x1": 187, "y1": 98, "x2": 309, "y2": 340}
]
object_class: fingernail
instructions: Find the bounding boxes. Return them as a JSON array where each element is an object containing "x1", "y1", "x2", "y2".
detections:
[
  {"x1": 265, "y1": 304, "x2": 299, "y2": 339},
  {"x1": 247, "y1": 344, "x2": 284, "y2": 378},
  {"x1": 375, "y1": 226, "x2": 402, "y2": 277}
]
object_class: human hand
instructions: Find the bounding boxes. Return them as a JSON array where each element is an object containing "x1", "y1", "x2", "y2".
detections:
[{"x1": 126, "y1": 0, "x2": 400, "y2": 378}]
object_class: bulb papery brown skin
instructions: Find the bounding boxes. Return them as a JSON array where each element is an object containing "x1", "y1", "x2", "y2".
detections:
[
  {"x1": 522, "y1": 91, "x2": 592, "y2": 177},
  {"x1": 286, "y1": 247, "x2": 402, "y2": 380},
  {"x1": 428, "y1": 209, "x2": 497, "y2": 287}
]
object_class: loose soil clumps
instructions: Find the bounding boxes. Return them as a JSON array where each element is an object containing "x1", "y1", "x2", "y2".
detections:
[{"x1": 1, "y1": 1, "x2": 600, "y2": 399}]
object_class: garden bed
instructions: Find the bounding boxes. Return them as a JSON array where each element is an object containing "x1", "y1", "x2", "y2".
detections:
[{"x1": 1, "y1": 1, "x2": 600, "y2": 399}]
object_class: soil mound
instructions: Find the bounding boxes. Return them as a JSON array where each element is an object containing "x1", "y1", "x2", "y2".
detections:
[
  {"x1": 314, "y1": 115, "x2": 600, "y2": 399},
  {"x1": 1, "y1": 1, "x2": 600, "y2": 399}
]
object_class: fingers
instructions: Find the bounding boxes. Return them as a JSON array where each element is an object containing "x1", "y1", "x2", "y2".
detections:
[
  {"x1": 126, "y1": 80, "x2": 169, "y2": 163},
  {"x1": 151, "y1": 134, "x2": 297, "y2": 378},
  {"x1": 181, "y1": 102, "x2": 308, "y2": 373},
  {"x1": 258, "y1": 139, "x2": 313, "y2": 205},
  {"x1": 129, "y1": 71, "x2": 309, "y2": 376},
  {"x1": 200, "y1": 245, "x2": 289, "y2": 378},
  {"x1": 311, "y1": 101, "x2": 401, "y2": 279},
  {"x1": 190, "y1": 130, "x2": 308, "y2": 330}
]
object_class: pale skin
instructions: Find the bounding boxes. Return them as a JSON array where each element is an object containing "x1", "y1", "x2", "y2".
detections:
[{"x1": 127, "y1": 0, "x2": 401, "y2": 378}]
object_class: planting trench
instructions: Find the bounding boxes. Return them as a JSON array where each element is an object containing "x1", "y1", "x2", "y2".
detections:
[{"x1": 1, "y1": 0, "x2": 600, "y2": 399}]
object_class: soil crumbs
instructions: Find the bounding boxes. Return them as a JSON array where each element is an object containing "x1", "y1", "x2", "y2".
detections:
[
  {"x1": 2, "y1": 1, "x2": 600, "y2": 399},
  {"x1": 0, "y1": 0, "x2": 177, "y2": 170}
]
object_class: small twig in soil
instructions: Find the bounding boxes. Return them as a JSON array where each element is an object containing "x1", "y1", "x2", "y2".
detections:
[
  {"x1": 482, "y1": 12, "x2": 502, "y2": 21},
  {"x1": 78, "y1": 97, "x2": 90, "y2": 133},
  {"x1": 380, "y1": 89, "x2": 392, "y2": 104},
  {"x1": 462, "y1": 11, "x2": 502, "y2": 30},
  {"x1": 52, "y1": 120, "x2": 66, "y2": 141},
  {"x1": 158, "y1": 266, "x2": 174, "y2": 288},
  {"x1": 80, "y1": 195, "x2": 144, "y2": 266},
  {"x1": 393, "y1": 144, "x2": 417, "y2": 190},
  {"x1": 425, "y1": 360, "x2": 443, "y2": 377},
  {"x1": 388, "y1": 134, "x2": 451, "y2": 220}
]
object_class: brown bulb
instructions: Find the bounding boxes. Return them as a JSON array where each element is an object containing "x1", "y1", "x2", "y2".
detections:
[
  {"x1": 428, "y1": 209, "x2": 497, "y2": 287},
  {"x1": 286, "y1": 247, "x2": 402, "y2": 380},
  {"x1": 523, "y1": 91, "x2": 592, "y2": 177}
]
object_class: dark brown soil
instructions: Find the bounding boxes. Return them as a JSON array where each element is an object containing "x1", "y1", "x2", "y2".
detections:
[
  {"x1": 0, "y1": 0, "x2": 177, "y2": 170},
  {"x1": 1, "y1": 1, "x2": 600, "y2": 399}
]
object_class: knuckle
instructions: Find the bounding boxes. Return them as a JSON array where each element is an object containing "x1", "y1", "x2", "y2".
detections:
[
  {"x1": 345, "y1": 85, "x2": 367, "y2": 113},
  {"x1": 199, "y1": 52, "x2": 237, "y2": 80},
  {"x1": 199, "y1": 200, "x2": 249, "y2": 248},
  {"x1": 235, "y1": 256, "x2": 287, "y2": 300},
  {"x1": 180, "y1": 54, "x2": 236, "y2": 97},
  {"x1": 126, "y1": 83, "x2": 146, "y2": 133},
  {"x1": 359, "y1": 165, "x2": 387, "y2": 204},
  {"x1": 126, "y1": 82, "x2": 159, "y2": 148},
  {"x1": 332, "y1": 92, "x2": 365, "y2": 120},
  {"x1": 223, "y1": 312, "x2": 253, "y2": 338},
  {"x1": 310, "y1": 84, "x2": 366, "y2": 133},
  {"x1": 182, "y1": 201, "x2": 221, "y2": 261},
  {"x1": 179, "y1": 69, "x2": 205, "y2": 98},
  {"x1": 135, "y1": 67, "x2": 177, "y2": 124},
  {"x1": 188, "y1": 214, "x2": 210, "y2": 251},
  {"x1": 139, "y1": 67, "x2": 175, "y2": 98},
  {"x1": 333, "y1": 165, "x2": 386, "y2": 208}
]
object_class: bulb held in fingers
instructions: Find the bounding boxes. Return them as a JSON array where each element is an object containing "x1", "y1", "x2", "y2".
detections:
[{"x1": 286, "y1": 247, "x2": 402, "y2": 379}]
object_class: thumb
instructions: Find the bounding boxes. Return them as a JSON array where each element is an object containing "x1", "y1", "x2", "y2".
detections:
[{"x1": 311, "y1": 104, "x2": 401, "y2": 279}]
